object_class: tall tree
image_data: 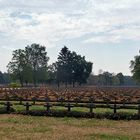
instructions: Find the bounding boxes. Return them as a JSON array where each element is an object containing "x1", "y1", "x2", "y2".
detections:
[
  {"x1": 47, "y1": 63, "x2": 57, "y2": 84},
  {"x1": 25, "y1": 43, "x2": 49, "y2": 86},
  {"x1": 56, "y1": 46, "x2": 71, "y2": 86},
  {"x1": 130, "y1": 52, "x2": 140, "y2": 83},
  {"x1": 7, "y1": 44, "x2": 49, "y2": 86},
  {"x1": 7, "y1": 49, "x2": 26, "y2": 86},
  {"x1": 56, "y1": 46, "x2": 93, "y2": 87},
  {"x1": 116, "y1": 73, "x2": 124, "y2": 85},
  {"x1": 98, "y1": 72, "x2": 113, "y2": 86},
  {"x1": 0, "y1": 71, "x2": 5, "y2": 84}
]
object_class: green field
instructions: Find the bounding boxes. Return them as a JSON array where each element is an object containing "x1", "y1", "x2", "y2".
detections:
[{"x1": 0, "y1": 114, "x2": 140, "y2": 140}]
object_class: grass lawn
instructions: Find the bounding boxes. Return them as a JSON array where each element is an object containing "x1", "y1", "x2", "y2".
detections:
[
  {"x1": 0, "y1": 101, "x2": 138, "y2": 115},
  {"x1": 0, "y1": 114, "x2": 140, "y2": 140},
  {"x1": 13, "y1": 104, "x2": 138, "y2": 115}
]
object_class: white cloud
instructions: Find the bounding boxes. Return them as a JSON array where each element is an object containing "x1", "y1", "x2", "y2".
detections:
[
  {"x1": 0, "y1": 0, "x2": 140, "y2": 47},
  {"x1": 0, "y1": 0, "x2": 140, "y2": 73}
]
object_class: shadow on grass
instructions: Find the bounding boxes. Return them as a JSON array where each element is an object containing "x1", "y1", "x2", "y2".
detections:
[{"x1": 0, "y1": 105, "x2": 140, "y2": 120}]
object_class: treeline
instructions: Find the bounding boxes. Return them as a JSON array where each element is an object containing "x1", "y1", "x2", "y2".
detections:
[
  {"x1": 1, "y1": 44, "x2": 140, "y2": 87},
  {"x1": 0, "y1": 72, "x2": 11, "y2": 84},
  {"x1": 87, "y1": 72, "x2": 137, "y2": 86},
  {"x1": 7, "y1": 44, "x2": 93, "y2": 87}
]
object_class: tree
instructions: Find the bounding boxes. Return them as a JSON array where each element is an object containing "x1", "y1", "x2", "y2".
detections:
[
  {"x1": 47, "y1": 63, "x2": 57, "y2": 84},
  {"x1": 116, "y1": 73, "x2": 124, "y2": 85},
  {"x1": 56, "y1": 46, "x2": 93, "y2": 87},
  {"x1": 7, "y1": 49, "x2": 26, "y2": 86},
  {"x1": 2, "y1": 73, "x2": 11, "y2": 84},
  {"x1": 56, "y1": 46, "x2": 71, "y2": 86},
  {"x1": 25, "y1": 43, "x2": 49, "y2": 86},
  {"x1": 72, "y1": 54, "x2": 92, "y2": 86},
  {"x1": 22, "y1": 64, "x2": 33, "y2": 85},
  {"x1": 98, "y1": 72, "x2": 113, "y2": 86},
  {"x1": 0, "y1": 71, "x2": 5, "y2": 84},
  {"x1": 130, "y1": 52, "x2": 140, "y2": 83},
  {"x1": 7, "y1": 43, "x2": 49, "y2": 86}
]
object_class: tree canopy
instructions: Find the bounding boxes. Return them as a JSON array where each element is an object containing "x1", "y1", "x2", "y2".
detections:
[
  {"x1": 4, "y1": 44, "x2": 139, "y2": 87},
  {"x1": 7, "y1": 44, "x2": 49, "y2": 86},
  {"x1": 130, "y1": 52, "x2": 140, "y2": 83},
  {"x1": 7, "y1": 45, "x2": 92, "y2": 87},
  {"x1": 56, "y1": 46, "x2": 93, "y2": 87}
]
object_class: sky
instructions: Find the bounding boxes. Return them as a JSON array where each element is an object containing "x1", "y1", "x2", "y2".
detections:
[{"x1": 0, "y1": 0, "x2": 140, "y2": 75}]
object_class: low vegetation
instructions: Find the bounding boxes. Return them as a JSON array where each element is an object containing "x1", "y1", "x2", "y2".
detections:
[{"x1": 0, "y1": 114, "x2": 139, "y2": 140}]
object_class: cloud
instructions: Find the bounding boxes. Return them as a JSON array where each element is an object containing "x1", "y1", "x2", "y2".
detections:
[{"x1": 0, "y1": 0, "x2": 140, "y2": 48}]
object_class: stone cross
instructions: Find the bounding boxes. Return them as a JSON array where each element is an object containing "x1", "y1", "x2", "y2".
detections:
[
  {"x1": 45, "y1": 97, "x2": 50, "y2": 102},
  {"x1": 4, "y1": 101, "x2": 12, "y2": 112},
  {"x1": 24, "y1": 102, "x2": 32, "y2": 113},
  {"x1": 103, "y1": 97, "x2": 110, "y2": 107},
  {"x1": 32, "y1": 97, "x2": 37, "y2": 105},
  {"x1": 88, "y1": 97, "x2": 96, "y2": 114},
  {"x1": 65, "y1": 102, "x2": 74, "y2": 112},
  {"x1": 19, "y1": 97, "x2": 23, "y2": 105},
  {"x1": 110, "y1": 99, "x2": 120, "y2": 114},
  {"x1": 58, "y1": 97, "x2": 65, "y2": 105},
  {"x1": 75, "y1": 97, "x2": 81, "y2": 105},
  {"x1": 44, "y1": 102, "x2": 52, "y2": 112},
  {"x1": 137, "y1": 99, "x2": 140, "y2": 116}
]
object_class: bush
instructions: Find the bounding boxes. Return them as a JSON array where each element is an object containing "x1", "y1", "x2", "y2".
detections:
[{"x1": 9, "y1": 82, "x2": 21, "y2": 88}]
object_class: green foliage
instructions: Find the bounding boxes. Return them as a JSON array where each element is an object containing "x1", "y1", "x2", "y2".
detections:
[
  {"x1": 56, "y1": 46, "x2": 93, "y2": 86},
  {"x1": 25, "y1": 44, "x2": 49, "y2": 86},
  {"x1": 7, "y1": 49, "x2": 26, "y2": 86},
  {"x1": 7, "y1": 44, "x2": 93, "y2": 86},
  {"x1": 47, "y1": 63, "x2": 57, "y2": 84},
  {"x1": 0, "y1": 71, "x2": 5, "y2": 84},
  {"x1": 9, "y1": 82, "x2": 21, "y2": 88},
  {"x1": 88, "y1": 72, "x2": 125, "y2": 86},
  {"x1": 130, "y1": 52, "x2": 140, "y2": 83},
  {"x1": 116, "y1": 73, "x2": 124, "y2": 85},
  {"x1": 7, "y1": 44, "x2": 49, "y2": 86}
]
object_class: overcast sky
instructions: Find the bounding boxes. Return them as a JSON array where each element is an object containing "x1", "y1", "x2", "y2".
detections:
[{"x1": 0, "y1": 0, "x2": 140, "y2": 75}]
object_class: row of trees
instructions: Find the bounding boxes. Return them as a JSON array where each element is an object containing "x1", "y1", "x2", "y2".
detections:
[
  {"x1": 87, "y1": 72, "x2": 128, "y2": 86},
  {"x1": 87, "y1": 49, "x2": 140, "y2": 86},
  {"x1": 0, "y1": 72, "x2": 11, "y2": 84},
  {"x1": 7, "y1": 44, "x2": 93, "y2": 87},
  {"x1": 98, "y1": 72, "x2": 124, "y2": 86},
  {"x1": 4, "y1": 44, "x2": 140, "y2": 87}
]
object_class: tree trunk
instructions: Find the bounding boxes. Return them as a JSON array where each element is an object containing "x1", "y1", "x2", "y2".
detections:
[
  {"x1": 19, "y1": 74, "x2": 23, "y2": 87},
  {"x1": 33, "y1": 69, "x2": 37, "y2": 87},
  {"x1": 57, "y1": 81, "x2": 60, "y2": 89},
  {"x1": 72, "y1": 81, "x2": 75, "y2": 88}
]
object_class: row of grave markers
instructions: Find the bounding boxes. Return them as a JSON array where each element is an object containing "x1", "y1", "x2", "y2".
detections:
[{"x1": 3, "y1": 100, "x2": 140, "y2": 116}]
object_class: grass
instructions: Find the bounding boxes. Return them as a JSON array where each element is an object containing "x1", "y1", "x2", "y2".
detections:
[
  {"x1": 0, "y1": 114, "x2": 140, "y2": 140},
  {"x1": 0, "y1": 101, "x2": 138, "y2": 114},
  {"x1": 0, "y1": 101, "x2": 138, "y2": 115},
  {"x1": 13, "y1": 105, "x2": 137, "y2": 115}
]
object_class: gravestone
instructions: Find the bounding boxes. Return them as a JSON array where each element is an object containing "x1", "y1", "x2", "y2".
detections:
[
  {"x1": 24, "y1": 102, "x2": 32, "y2": 113},
  {"x1": 19, "y1": 97, "x2": 23, "y2": 105},
  {"x1": 44, "y1": 102, "x2": 52, "y2": 112},
  {"x1": 88, "y1": 97, "x2": 96, "y2": 114},
  {"x1": 110, "y1": 99, "x2": 120, "y2": 114},
  {"x1": 137, "y1": 99, "x2": 140, "y2": 116},
  {"x1": 32, "y1": 97, "x2": 37, "y2": 105},
  {"x1": 75, "y1": 97, "x2": 81, "y2": 105},
  {"x1": 58, "y1": 96, "x2": 65, "y2": 105},
  {"x1": 65, "y1": 102, "x2": 74, "y2": 112},
  {"x1": 4, "y1": 101, "x2": 12, "y2": 112},
  {"x1": 103, "y1": 97, "x2": 110, "y2": 107}
]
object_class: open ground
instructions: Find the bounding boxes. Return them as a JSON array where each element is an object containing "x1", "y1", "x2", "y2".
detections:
[{"x1": 0, "y1": 114, "x2": 140, "y2": 140}]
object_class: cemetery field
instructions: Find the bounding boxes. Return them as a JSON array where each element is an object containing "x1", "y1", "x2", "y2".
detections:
[{"x1": 0, "y1": 114, "x2": 140, "y2": 140}]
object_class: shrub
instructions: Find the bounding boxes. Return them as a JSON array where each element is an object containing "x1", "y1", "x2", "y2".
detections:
[{"x1": 9, "y1": 82, "x2": 21, "y2": 88}]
